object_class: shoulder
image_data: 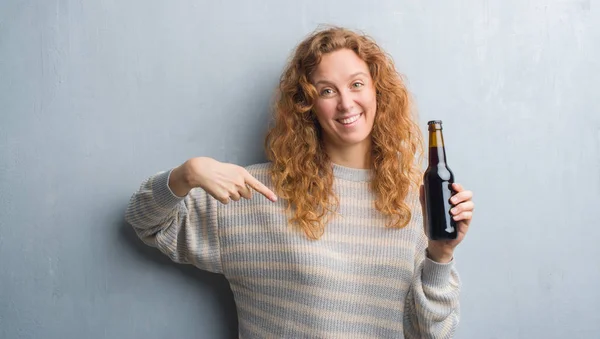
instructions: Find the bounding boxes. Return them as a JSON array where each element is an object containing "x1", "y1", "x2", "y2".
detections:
[
  {"x1": 244, "y1": 162, "x2": 272, "y2": 176},
  {"x1": 244, "y1": 161, "x2": 272, "y2": 172},
  {"x1": 244, "y1": 162, "x2": 273, "y2": 184}
]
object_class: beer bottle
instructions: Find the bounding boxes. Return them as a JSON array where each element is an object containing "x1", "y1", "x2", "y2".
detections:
[{"x1": 424, "y1": 120, "x2": 458, "y2": 240}]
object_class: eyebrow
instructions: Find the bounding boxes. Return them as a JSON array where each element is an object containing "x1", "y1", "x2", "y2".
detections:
[{"x1": 314, "y1": 72, "x2": 369, "y2": 86}]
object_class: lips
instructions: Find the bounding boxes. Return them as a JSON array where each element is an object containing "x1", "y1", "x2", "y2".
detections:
[{"x1": 336, "y1": 113, "x2": 363, "y2": 125}]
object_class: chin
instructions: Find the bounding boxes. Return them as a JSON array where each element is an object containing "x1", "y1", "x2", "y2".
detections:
[{"x1": 338, "y1": 133, "x2": 372, "y2": 147}]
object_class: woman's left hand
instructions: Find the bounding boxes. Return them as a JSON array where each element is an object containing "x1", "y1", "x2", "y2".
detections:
[{"x1": 420, "y1": 183, "x2": 474, "y2": 263}]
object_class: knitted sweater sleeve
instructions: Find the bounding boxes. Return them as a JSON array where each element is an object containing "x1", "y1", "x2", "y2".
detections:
[
  {"x1": 403, "y1": 212, "x2": 461, "y2": 338},
  {"x1": 124, "y1": 169, "x2": 222, "y2": 274}
]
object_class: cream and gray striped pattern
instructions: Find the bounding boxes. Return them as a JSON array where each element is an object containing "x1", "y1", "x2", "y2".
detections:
[{"x1": 125, "y1": 163, "x2": 460, "y2": 338}]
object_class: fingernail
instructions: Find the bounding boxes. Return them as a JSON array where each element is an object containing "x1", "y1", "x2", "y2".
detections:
[{"x1": 451, "y1": 208, "x2": 457, "y2": 215}]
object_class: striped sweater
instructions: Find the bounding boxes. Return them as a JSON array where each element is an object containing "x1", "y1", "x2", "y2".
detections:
[{"x1": 125, "y1": 162, "x2": 460, "y2": 338}]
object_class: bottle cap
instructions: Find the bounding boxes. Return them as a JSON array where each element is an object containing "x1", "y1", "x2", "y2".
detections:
[{"x1": 427, "y1": 120, "x2": 443, "y2": 125}]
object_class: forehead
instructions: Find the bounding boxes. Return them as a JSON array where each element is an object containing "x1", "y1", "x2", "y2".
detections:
[{"x1": 311, "y1": 49, "x2": 370, "y2": 81}]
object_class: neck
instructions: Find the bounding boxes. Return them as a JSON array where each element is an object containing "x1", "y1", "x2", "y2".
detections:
[
  {"x1": 428, "y1": 146, "x2": 447, "y2": 166},
  {"x1": 428, "y1": 130, "x2": 447, "y2": 166},
  {"x1": 324, "y1": 137, "x2": 372, "y2": 169}
]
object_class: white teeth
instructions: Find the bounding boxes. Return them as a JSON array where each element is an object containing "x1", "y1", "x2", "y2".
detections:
[{"x1": 339, "y1": 114, "x2": 361, "y2": 125}]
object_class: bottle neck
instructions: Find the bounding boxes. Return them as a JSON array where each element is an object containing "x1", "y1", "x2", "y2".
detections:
[{"x1": 428, "y1": 129, "x2": 447, "y2": 166}]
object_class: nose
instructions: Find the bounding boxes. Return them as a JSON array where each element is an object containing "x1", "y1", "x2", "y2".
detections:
[{"x1": 336, "y1": 90, "x2": 354, "y2": 113}]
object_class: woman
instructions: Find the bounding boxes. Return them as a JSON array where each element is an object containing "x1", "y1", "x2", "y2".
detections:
[{"x1": 126, "y1": 26, "x2": 474, "y2": 338}]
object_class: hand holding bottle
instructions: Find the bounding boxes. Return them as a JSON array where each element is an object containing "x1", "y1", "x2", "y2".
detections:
[{"x1": 421, "y1": 120, "x2": 474, "y2": 263}]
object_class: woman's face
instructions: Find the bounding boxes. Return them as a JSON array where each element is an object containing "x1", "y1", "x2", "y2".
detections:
[{"x1": 310, "y1": 48, "x2": 377, "y2": 153}]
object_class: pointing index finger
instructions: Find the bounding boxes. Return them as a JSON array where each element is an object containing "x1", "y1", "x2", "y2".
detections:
[{"x1": 244, "y1": 172, "x2": 278, "y2": 202}]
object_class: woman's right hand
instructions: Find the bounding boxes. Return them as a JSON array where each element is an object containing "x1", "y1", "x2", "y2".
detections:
[{"x1": 168, "y1": 157, "x2": 278, "y2": 204}]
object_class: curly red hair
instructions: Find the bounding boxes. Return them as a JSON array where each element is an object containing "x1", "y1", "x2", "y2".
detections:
[{"x1": 265, "y1": 26, "x2": 423, "y2": 239}]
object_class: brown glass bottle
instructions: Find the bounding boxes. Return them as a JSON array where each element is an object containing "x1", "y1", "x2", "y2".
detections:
[{"x1": 424, "y1": 120, "x2": 458, "y2": 240}]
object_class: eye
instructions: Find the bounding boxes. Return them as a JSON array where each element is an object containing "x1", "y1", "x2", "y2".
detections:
[
  {"x1": 352, "y1": 82, "x2": 364, "y2": 88},
  {"x1": 320, "y1": 88, "x2": 335, "y2": 96}
]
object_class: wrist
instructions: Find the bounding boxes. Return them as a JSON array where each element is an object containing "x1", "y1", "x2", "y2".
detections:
[
  {"x1": 169, "y1": 164, "x2": 193, "y2": 197},
  {"x1": 426, "y1": 247, "x2": 454, "y2": 264}
]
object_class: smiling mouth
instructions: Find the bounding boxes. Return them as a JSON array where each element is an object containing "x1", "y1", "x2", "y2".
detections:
[{"x1": 336, "y1": 113, "x2": 363, "y2": 125}]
